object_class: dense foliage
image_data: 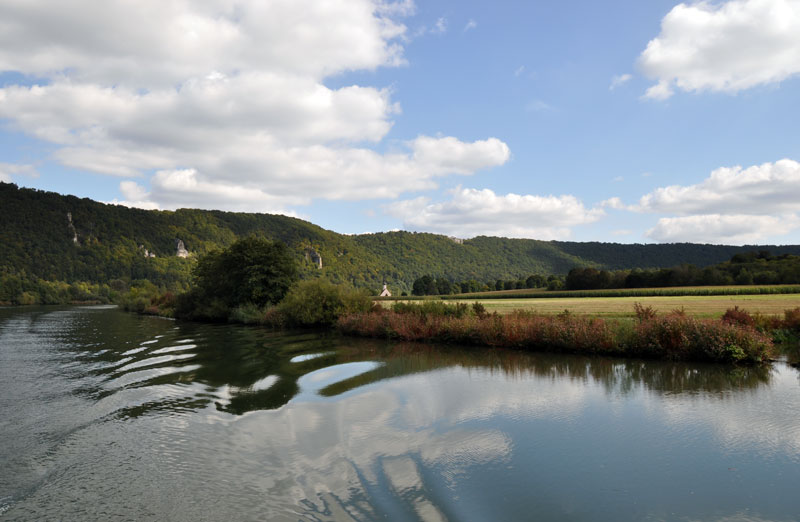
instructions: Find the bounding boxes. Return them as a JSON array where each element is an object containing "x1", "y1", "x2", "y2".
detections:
[
  {"x1": 4, "y1": 182, "x2": 800, "y2": 299},
  {"x1": 564, "y1": 251, "x2": 800, "y2": 290},
  {"x1": 272, "y1": 279, "x2": 375, "y2": 327},
  {"x1": 410, "y1": 273, "x2": 552, "y2": 296},
  {"x1": 0, "y1": 268, "x2": 115, "y2": 305},
  {"x1": 175, "y1": 238, "x2": 298, "y2": 321}
]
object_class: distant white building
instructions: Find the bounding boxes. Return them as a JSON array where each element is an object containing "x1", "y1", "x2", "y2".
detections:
[{"x1": 379, "y1": 284, "x2": 391, "y2": 297}]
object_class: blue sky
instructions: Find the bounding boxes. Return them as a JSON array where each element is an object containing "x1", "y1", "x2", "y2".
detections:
[{"x1": 1, "y1": 0, "x2": 799, "y2": 244}]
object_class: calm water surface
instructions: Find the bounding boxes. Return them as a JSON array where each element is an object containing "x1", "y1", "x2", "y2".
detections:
[{"x1": 1, "y1": 306, "x2": 799, "y2": 521}]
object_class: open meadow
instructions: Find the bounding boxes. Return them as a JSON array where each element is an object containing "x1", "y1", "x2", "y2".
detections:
[{"x1": 388, "y1": 293, "x2": 800, "y2": 319}]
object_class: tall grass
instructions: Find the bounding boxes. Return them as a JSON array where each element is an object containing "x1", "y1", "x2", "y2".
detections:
[{"x1": 337, "y1": 302, "x2": 775, "y2": 364}]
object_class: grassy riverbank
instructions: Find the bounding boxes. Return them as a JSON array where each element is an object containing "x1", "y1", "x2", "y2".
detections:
[{"x1": 337, "y1": 301, "x2": 800, "y2": 365}]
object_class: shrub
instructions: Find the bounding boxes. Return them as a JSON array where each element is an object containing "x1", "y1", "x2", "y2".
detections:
[
  {"x1": 784, "y1": 307, "x2": 800, "y2": 332},
  {"x1": 391, "y1": 300, "x2": 470, "y2": 318},
  {"x1": 722, "y1": 306, "x2": 755, "y2": 328},
  {"x1": 278, "y1": 279, "x2": 373, "y2": 327},
  {"x1": 633, "y1": 302, "x2": 657, "y2": 322},
  {"x1": 630, "y1": 314, "x2": 772, "y2": 363},
  {"x1": 338, "y1": 307, "x2": 773, "y2": 364},
  {"x1": 472, "y1": 301, "x2": 488, "y2": 319}
]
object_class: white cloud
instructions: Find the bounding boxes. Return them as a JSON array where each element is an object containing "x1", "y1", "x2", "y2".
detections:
[
  {"x1": 631, "y1": 159, "x2": 800, "y2": 243},
  {"x1": 525, "y1": 100, "x2": 553, "y2": 112},
  {"x1": 646, "y1": 214, "x2": 800, "y2": 244},
  {"x1": 609, "y1": 73, "x2": 632, "y2": 90},
  {"x1": 514, "y1": 66, "x2": 526, "y2": 77},
  {"x1": 0, "y1": 1, "x2": 510, "y2": 212},
  {"x1": 464, "y1": 19, "x2": 478, "y2": 32},
  {"x1": 0, "y1": 162, "x2": 38, "y2": 182},
  {"x1": 601, "y1": 197, "x2": 626, "y2": 210},
  {"x1": 410, "y1": 136, "x2": 509, "y2": 176},
  {"x1": 636, "y1": 159, "x2": 800, "y2": 215},
  {"x1": 107, "y1": 181, "x2": 160, "y2": 210},
  {"x1": 434, "y1": 17, "x2": 448, "y2": 34},
  {"x1": 386, "y1": 186, "x2": 603, "y2": 239},
  {"x1": 640, "y1": 0, "x2": 800, "y2": 99},
  {"x1": 0, "y1": 0, "x2": 408, "y2": 85}
]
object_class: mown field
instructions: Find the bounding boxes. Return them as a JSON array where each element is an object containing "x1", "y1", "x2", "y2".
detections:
[
  {"x1": 447, "y1": 284, "x2": 800, "y2": 300},
  {"x1": 382, "y1": 292, "x2": 800, "y2": 319},
  {"x1": 465, "y1": 294, "x2": 800, "y2": 318}
]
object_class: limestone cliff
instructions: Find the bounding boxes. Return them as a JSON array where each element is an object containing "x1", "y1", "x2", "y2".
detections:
[
  {"x1": 304, "y1": 248, "x2": 322, "y2": 269},
  {"x1": 176, "y1": 239, "x2": 189, "y2": 258},
  {"x1": 66, "y1": 212, "x2": 79, "y2": 245}
]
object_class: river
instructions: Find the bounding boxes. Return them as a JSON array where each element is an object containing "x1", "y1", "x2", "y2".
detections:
[{"x1": 1, "y1": 305, "x2": 799, "y2": 521}]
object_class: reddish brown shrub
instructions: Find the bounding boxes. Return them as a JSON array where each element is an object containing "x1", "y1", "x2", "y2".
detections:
[{"x1": 722, "y1": 306, "x2": 755, "y2": 327}]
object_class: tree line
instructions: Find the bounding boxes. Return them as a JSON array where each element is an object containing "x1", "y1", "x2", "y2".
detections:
[
  {"x1": 410, "y1": 274, "x2": 563, "y2": 296},
  {"x1": 564, "y1": 251, "x2": 800, "y2": 290}
]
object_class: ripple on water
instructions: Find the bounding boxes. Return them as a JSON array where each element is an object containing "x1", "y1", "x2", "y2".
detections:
[
  {"x1": 290, "y1": 352, "x2": 333, "y2": 363},
  {"x1": 151, "y1": 344, "x2": 198, "y2": 355},
  {"x1": 104, "y1": 364, "x2": 202, "y2": 391},
  {"x1": 116, "y1": 353, "x2": 196, "y2": 373}
]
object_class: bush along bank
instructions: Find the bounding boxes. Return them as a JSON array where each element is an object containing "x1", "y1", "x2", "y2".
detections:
[{"x1": 337, "y1": 302, "x2": 778, "y2": 364}]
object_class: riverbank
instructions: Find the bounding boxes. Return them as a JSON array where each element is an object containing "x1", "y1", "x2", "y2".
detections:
[
  {"x1": 122, "y1": 280, "x2": 800, "y2": 365},
  {"x1": 337, "y1": 303, "x2": 777, "y2": 364}
]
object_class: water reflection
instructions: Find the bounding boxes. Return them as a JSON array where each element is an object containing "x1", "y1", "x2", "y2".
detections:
[
  {"x1": 0, "y1": 305, "x2": 776, "y2": 419},
  {"x1": 2, "y1": 306, "x2": 799, "y2": 521}
]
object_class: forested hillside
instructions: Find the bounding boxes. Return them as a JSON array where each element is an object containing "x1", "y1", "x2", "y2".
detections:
[{"x1": 3, "y1": 182, "x2": 800, "y2": 296}]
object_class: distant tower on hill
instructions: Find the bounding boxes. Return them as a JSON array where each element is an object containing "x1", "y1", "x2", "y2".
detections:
[{"x1": 380, "y1": 283, "x2": 391, "y2": 297}]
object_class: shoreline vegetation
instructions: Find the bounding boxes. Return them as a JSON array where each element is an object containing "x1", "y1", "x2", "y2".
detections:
[
  {"x1": 111, "y1": 237, "x2": 799, "y2": 366},
  {"x1": 123, "y1": 279, "x2": 800, "y2": 366},
  {"x1": 337, "y1": 302, "x2": 789, "y2": 365},
  {"x1": 9, "y1": 236, "x2": 796, "y2": 367}
]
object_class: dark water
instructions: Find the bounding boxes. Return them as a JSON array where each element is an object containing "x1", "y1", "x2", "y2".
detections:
[{"x1": 1, "y1": 306, "x2": 800, "y2": 521}]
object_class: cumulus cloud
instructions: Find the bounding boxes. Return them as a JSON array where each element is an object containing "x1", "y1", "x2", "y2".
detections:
[
  {"x1": 0, "y1": 162, "x2": 38, "y2": 182},
  {"x1": 636, "y1": 159, "x2": 800, "y2": 215},
  {"x1": 0, "y1": 1, "x2": 510, "y2": 212},
  {"x1": 633, "y1": 159, "x2": 800, "y2": 243},
  {"x1": 640, "y1": 0, "x2": 800, "y2": 99},
  {"x1": 0, "y1": 0, "x2": 407, "y2": 85},
  {"x1": 410, "y1": 136, "x2": 509, "y2": 176},
  {"x1": 646, "y1": 214, "x2": 800, "y2": 244},
  {"x1": 386, "y1": 186, "x2": 603, "y2": 239},
  {"x1": 464, "y1": 19, "x2": 478, "y2": 32}
]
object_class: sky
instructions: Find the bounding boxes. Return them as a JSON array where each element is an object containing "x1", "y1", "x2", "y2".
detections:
[{"x1": 1, "y1": 0, "x2": 799, "y2": 245}]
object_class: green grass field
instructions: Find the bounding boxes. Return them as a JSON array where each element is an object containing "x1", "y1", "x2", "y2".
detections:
[
  {"x1": 381, "y1": 293, "x2": 800, "y2": 319},
  {"x1": 444, "y1": 284, "x2": 800, "y2": 300},
  {"x1": 378, "y1": 284, "x2": 800, "y2": 318},
  {"x1": 453, "y1": 294, "x2": 800, "y2": 318}
]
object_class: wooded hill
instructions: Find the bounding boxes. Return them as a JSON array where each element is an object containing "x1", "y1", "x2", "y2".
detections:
[{"x1": 4, "y1": 182, "x2": 800, "y2": 294}]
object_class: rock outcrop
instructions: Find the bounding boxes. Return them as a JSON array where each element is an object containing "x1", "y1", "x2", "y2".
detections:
[
  {"x1": 305, "y1": 248, "x2": 322, "y2": 269},
  {"x1": 139, "y1": 245, "x2": 156, "y2": 258},
  {"x1": 176, "y1": 239, "x2": 189, "y2": 258},
  {"x1": 66, "y1": 212, "x2": 79, "y2": 245}
]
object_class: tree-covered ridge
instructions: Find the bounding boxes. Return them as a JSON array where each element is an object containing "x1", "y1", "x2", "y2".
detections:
[{"x1": 4, "y1": 182, "x2": 800, "y2": 299}]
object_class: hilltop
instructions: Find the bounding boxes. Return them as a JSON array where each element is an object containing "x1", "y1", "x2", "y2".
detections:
[{"x1": 3, "y1": 182, "x2": 800, "y2": 294}]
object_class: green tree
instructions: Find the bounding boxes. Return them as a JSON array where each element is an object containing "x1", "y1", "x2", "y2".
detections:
[{"x1": 193, "y1": 237, "x2": 298, "y2": 308}]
